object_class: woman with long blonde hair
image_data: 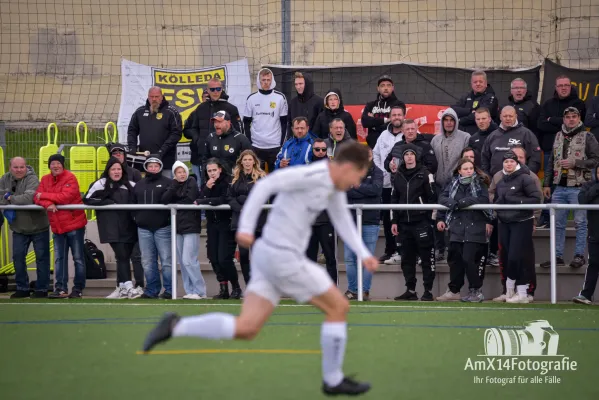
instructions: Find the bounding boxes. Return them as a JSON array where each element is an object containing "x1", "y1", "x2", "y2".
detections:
[{"x1": 229, "y1": 150, "x2": 267, "y2": 284}]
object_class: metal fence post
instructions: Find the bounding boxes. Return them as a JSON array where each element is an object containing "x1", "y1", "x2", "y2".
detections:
[
  {"x1": 356, "y1": 207, "x2": 364, "y2": 302},
  {"x1": 171, "y1": 206, "x2": 178, "y2": 300},
  {"x1": 549, "y1": 207, "x2": 557, "y2": 304}
]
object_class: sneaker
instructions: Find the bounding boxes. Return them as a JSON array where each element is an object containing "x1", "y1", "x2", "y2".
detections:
[
  {"x1": 48, "y1": 289, "x2": 69, "y2": 299},
  {"x1": 436, "y1": 289, "x2": 461, "y2": 301},
  {"x1": 527, "y1": 295, "x2": 534, "y2": 303},
  {"x1": 394, "y1": 290, "x2": 418, "y2": 301},
  {"x1": 487, "y1": 253, "x2": 499, "y2": 267},
  {"x1": 142, "y1": 312, "x2": 180, "y2": 352},
  {"x1": 540, "y1": 257, "x2": 565, "y2": 268},
  {"x1": 183, "y1": 294, "x2": 207, "y2": 300},
  {"x1": 128, "y1": 286, "x2": 144, "y2": 299},
  {"x1": 462, "y1": 289, "x2": 484, "y2": 303},
  {"x1": 570, "y1": 255, "x2": 586, "y2": 268},
  {"x1": 10, "y1": 290, "x2": 30, "y2": 299},
  {"x1": 322, "y1": 376, "x2": 371, "y2": 396},
  {"x1": 536, "y1": 220, "x2": 548, "y2": 229},
  {"x1": 106, "y1": 287, "x2": 128, "y2": 299},
  {"x1": 420, "y1": 291, "x2": 434, "y2": 301},
  {"x1": 68, "y1": 290, "x2": 83, "y2": 299},
  {"x1": 159, "y1": 292, "x2": 172, "y2": 300},
  {"x1": 492, "y1": 293, "x2": 508, "y2": 302},
  {"x1": 31, "y1": 291, "x2": 48, "y2": 299},
  {"x1": 384, "y1": 252, "x2": 401, "y2": 265},
  {"x1": 140, "y1": 293, "x2": 157, "y2": 299},
  {"x1": 230, "y1": 287, "x2": 242, "y2": 300},
  {"x1": 345, "y1": 290, "x2": 358, "y2": 300},
  {"x1": 572, "y1": 294, "x2": 591, "y2": 305},
  {"x1": 379, "y1": 253, "x2": 393, "y2": 262},
  {"x1": 506, "y1": 293, "x2": 529, "y2": 304}
]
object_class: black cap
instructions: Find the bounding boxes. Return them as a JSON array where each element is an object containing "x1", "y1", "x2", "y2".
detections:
[
  {"x1": 563, "y1": 106, "x2": 580, "y2": 116},
  {"x1": 503, "y1": 151, "x2": 518, "y2": 163},
  {"x1": 109, "y1": 143, "x2": 127, "y2": 154},
  {"x1": 211, "y1": 110, "x2": 231, "y2": 121},
  {"x1": 378, "y1": 75, "x2": 393, "y2": 86},
  {"x1": 48, "y1": 154, "x2": 65, "y2": 168}
]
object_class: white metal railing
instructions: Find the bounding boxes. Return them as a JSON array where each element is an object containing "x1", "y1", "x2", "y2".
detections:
[{"x1": 2, "y1": 203, "x2": 598, "y2": 304}]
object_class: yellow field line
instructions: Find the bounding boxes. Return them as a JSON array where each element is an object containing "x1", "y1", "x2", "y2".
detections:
[{"x1": 137, "y1": 349, "x2": 321, "y2": 355}]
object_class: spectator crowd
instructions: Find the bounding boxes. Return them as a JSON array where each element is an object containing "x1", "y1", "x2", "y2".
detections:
[{"x1": 1, "y1": 69, "x2": 599, "y2": 305}]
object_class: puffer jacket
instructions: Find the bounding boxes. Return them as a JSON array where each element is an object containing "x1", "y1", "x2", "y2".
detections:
[
  {"x1": 34, "y1": 170, "x2": 87, "y2": 235},
  {"x1": 494, "y1": 166, "x2": 542, "y2": 223},
  {"x1": 347, "y1": 163, "x2": 384, "y2": 225},
  {"x1": 133, "y1": 173, "x2": 172, "y2": 231},
  {"x1": 453, "y1": 84, "x2": 499, "y2": 134},
  {"x1": 390, "y1": 162, "x2": 436, "y2": 224},
  {"x1": 161, "y1": 167, "x2": 201, "y2": 235},
  {"x1": 0, "y1": 167, "x2": 49, "y2": 234}
]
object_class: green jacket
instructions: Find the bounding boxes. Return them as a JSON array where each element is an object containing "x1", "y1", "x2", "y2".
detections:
[{"x1": 0, "y1": 168, "x2": 49, "y2": 234}]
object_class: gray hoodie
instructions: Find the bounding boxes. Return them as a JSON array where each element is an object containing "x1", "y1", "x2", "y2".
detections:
[
  {"x1": 430, "y1": 108, "x2": 471, "y2": 187},
  {"x1": 0, "y1": 167, "x2": 49, "y2": 234}
]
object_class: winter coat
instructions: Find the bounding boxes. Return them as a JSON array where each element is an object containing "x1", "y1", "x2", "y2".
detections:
[
  {"x1": 468, "y1": 121, "x2": 498, "y2": 167},
  {"x1": 537, "y1": 88, "x2": 587, "y2": 152},
  {"x1": 312, "y1": 89, "x2": 357, "y2": 140},
  {"x1": 385, "y1": 135, "x2": 438, "y2": 175},
  {"x1": 288, "y1": 73, "x2": 324, "y2": 133},
  {"x1": 481, "y1": 123, "x2": 542, "y2": 177},
  {"x1": 127, "y1": 98, "x2": 183, "y2": 169},
  {"x1": 275, "y1": 133, "x2": 314, "y2": 169},
  {"x1": 34, "y1": 170, "x2": 87, "y2": 235},
  {"x1": 197, "y1": 175, "x2": 232, "y2": 224},
  {"x1": 578, "y1": 178, "x2": 599, "y2": 243},
  {"x1": 430, "y1": 108, "x2": 471, "y2": 187},
  {"x1": 453, "y1": 84, "x2": 499, "y2": 134},
  {"x1": 132, "y1": 173, "x2": 172, "y2": 231},
  {"x1": 84, "y1": 178, "x2": 138, "y2": 243},
  {"x1": 228, "y1": 172, "x2": 267, "y2": 231},
  {"x1": 201, "y1": 127, "x2": 251, "y2": 174},
  {"x1": 183, "y1": 90, "x2": 243, "y2": 166},
  {"x1": 390, "y1": 164, "x2": 436, "y2": 224},
  {"x1": 162, "y1": 177, "x2": 201, "y2": 235},
  {"x1": 346, "y1": 163, "x2": 384, "y2": 225},
  {"x1": 437, "y1": 177, "x2": 492, "y2": 244},
  {"x1": 493, "y1": 166, "x2": 542, "y2": 223},
  {"x1": 0, "y1": 168, "x2": 49, "y2": 234},
  {"x1": 504, "y1": 91, "x2": 541, "y2": 134},
  {"x1": 361, "y1": 92, "x2": 406, "y2": 148}
]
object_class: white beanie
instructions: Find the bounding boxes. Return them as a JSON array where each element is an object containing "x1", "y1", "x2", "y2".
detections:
[{"x1": 172, "y1": 160, "x2": 189, "y2": 179}]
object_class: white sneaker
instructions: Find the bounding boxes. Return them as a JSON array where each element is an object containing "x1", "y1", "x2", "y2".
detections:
[
  {"x1": 183, "y1": 294, "x2": 208, "y2": 300},
  {"x1": 128, "y1": 286, "x2": 144, "y2": 299},
  {"x1": 492, "y1": 294, "x2": 508, "y2": 302},
  {"x1": 106, "y1": 287, "x2": 122, "y2": 299},
  {"x1": 384, "y1": 252, "x2": 401, "y2": 265},
  {"x1": 506, "y1": 293, "x2": 530, "y2": 304},
  {"x1": 436, "y1": 290, "x2": 461, "y2": 301}
]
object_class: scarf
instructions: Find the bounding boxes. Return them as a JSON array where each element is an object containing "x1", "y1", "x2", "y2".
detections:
[
  {"x1": 445, "y1": 173, "x2": 493, "y2": 228},
  {"x1": 552, "y1": 122, "x2": 589, "y2": 186}
]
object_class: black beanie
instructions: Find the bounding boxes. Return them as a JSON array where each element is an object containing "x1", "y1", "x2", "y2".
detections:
[
  {"x1": 48, "y1": 154, "x2": 65, "y2": 168},
  {"x1": 503, "y1": 151, "x2": 518, "y2": 163}
]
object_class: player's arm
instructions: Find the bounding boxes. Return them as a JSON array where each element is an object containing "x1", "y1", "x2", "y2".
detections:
[{"x1": 326, "y1": 191, "x2": 372, "y2": 260}]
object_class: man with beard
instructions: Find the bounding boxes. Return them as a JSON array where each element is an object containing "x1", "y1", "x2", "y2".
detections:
[
  {"x1": 361, "y1": 75, "x2": 406, "y2": 149},
  {"x1": 201, "y1": 110, "x2": 251, "y2": 174},
  {"x1": 453, "y1": 70, "x2": 499, "y2": 135},
  {"x1": 127, "y1": 87, "x2": 182, "y2": 177},
  {"x1": 288, "y1": 72, "x2": 323, "y2": 136}
]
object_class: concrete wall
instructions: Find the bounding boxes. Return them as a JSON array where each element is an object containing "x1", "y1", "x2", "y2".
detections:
[{"x1": 1, "y1": 0, "x2": 598, "y2": 123}]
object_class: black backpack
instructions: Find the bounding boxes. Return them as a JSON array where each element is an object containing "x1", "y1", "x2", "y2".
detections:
[{"x1": 84, "y1": 239, "x2": 107, "y2": 279}]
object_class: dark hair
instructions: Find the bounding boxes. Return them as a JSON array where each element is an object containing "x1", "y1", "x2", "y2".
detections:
[
  {"x1": 390, "y1": 105, "x2": 406, "y2": 114},
  {"x1": 334, "y1": 142, "x2": 370, "y2": 170},
  {"x1": 454, "y1": 157, "x2": 490, "y2": 186},
  {"x1": 313, "y1": 138, "x2": 326, "y2": 145},
  {"x1": 204, "y1": 158, "x2": 227, "y2": 179},
  {"x1": 292, "y1": 116, "x2": 309, "y2": 126},
  {"x1": 460, "y1": 147, "x2": 475, "y2": 158}
]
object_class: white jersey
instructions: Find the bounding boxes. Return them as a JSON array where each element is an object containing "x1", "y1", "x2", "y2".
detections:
[
  {"x1": 244, "y1": 90, "x2": 288, "y2": 149},
  {"x1": 238, "y1": 161, "x2": 371, "y2": 261},
  {"x1": 372, "y1": 125, "x2": 403, "y2": 188}
]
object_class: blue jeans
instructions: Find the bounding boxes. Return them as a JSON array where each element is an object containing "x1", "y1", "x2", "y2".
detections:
[
  {"x1": 191, "y1": 164, "x2": 203, "y2": 189},
  {"x1": 176, "y1": 233, "x2": 206, "y2": 296},
  {"x1": 553, "y1": 186, "x2": 587, "y2": 257},
  {"x1": 138, "y1": 226, "x2": 172, "y2": 297},
  {"x1": 53, "y1": 228, "x2": 86, "y2": 292},
  {"x1": 13, "y1": 230, "x2": 51, "y2": 292},
  {"x1": 541, "y1": 152, "x2": 553, "y2": 221},
  {"x1": 345, "y1": 224, "x2": 380, "y2": 293}
]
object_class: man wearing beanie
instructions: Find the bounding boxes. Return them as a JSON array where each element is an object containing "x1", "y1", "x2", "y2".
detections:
[
  {"x1": 133, "y1": 156, "x2": 173, "y2": 298},
  {"x1": 361, "y1": 75, "x2": 406, "y2": 149},
  {"x1": 34, "y1": 154, "x2": 87, "y2": 299},
  {"x1": 493, "y1": 151, "x2": 542, "y2": 303}
]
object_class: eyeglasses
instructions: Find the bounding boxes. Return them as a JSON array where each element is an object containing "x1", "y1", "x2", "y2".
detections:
[
  {"x1": 209, "y1": 87, "x2": 222, "y2": 92},
  {"x1": 313, "y1": 148, "x2": 327, "y2": 152}
]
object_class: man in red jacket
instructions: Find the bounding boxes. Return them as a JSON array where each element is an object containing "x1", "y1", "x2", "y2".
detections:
[{"x1": 34, "y1": 154, "x2": 88, "y2": 299}]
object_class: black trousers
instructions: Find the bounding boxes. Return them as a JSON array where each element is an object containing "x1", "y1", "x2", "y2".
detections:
[
  {"x1": 497, "y1": 221, "x2": 537, "y2": 295},
  {"x1": 131, "y1": 242, "x2": 144, "y2": 288},
  {"x1": 207, "y1": 221, "x2": 239, "y2": 285},
  {"x1": 238, "y1": 231, "x2": 261, "y2": 285},
  {"x1": 489, "y1": 219, "x2": 499, "y2": 255},
  {"x1": 581, "y1": 241, "x2": 599, "y2": 300},
  {"x1": 447, "y1": 242, "x2": 487, "y2": 292},
  {"x1": 381, "y1": 188, "x2": 397, "y2": 255},
  {"x1": 252, "y1": 146, "x2": 280, "y2": 174},
  {"x1": 398, "y1": 220, "x2": 435, "y2": 291},
  {"x1": 110, "y1": 242, "x2": 136, "y2": 285},
  {"x1": 306, "y1": 223, "x2": 338, "y2": 283},
  {"x1": 499, "y1": 219, "x2": 535, "y2": 287}
]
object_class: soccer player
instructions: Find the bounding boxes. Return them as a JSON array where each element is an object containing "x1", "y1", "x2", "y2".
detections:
[{"x1": 143, "y1": 141, "x2": 379, "y2": 396}]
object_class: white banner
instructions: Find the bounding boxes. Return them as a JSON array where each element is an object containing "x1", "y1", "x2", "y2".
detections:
[{"x1": 117, "y1": 58, "x2": 252, "y2": 161}]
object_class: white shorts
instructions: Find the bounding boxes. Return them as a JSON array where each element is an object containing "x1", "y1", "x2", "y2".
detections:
[{"x1": 245, "y1": 238, "x2": 335, "y2": 306}]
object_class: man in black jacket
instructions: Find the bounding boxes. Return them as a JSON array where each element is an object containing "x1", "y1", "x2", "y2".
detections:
[
  {"x1": 468, "y1": 108, "x2": 498, "y2": 166},
  {"x1": 503, "y1": 78, "x2": 540, "y2": 134},
  {"x1": 288, "y1": 72, "x2": 323, "y2": 136},
  {"x1": 127, "y1": 87, "x2": 182, "y2": 176},
  {"x1": 390, "y1": 143, "x2": 437, "y2": 301},
  {"x1": 201, "y1": 111, "x2": 251, "y2": 175},
  {"x1": 384, "y1": 119, "x2": 438, "y2": 175},
  {"x1": 585, "y1": 95, "x2": 599, "y2": 143},
  {"x1": 361, "y1": 75, "x2": 406, "y2": 149},
  {"x1": 453, "y1": 70, "x2": 499, "y2": 134},
  {"x1": 183, "y1": 78, "x2": 242, "y2": 187}
]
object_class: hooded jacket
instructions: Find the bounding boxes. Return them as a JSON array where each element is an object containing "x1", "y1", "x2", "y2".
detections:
[
  {"x1": 578, "y1": 171, "x2": 599, "y2": 243},
  {"x1": 361, "y1": 92, "x2": 406, "y2": 148},
  {"x1": 493, "y1": 165, "x2": 542, "y2": 223},
  {"x1": 183, "y1": 90, "x2": 243, "y2": 166},
  {"x1": 537, "y1": 87, "x2": 587, "y2": 151},
  {"x1": 0, "y1": 167, "x2": 49, "y2": 234},
  {"x1": 373, "y1": 123, "x2": 404, "y2": 188},
  {"x1": 585, "y1": 95, "x2": 599, "y2": 142},
  {"x1": 243, "y1": 68, "x2": 288, "y2": 149},
  {"x1": 430, "y1": 108, "x2": 471, "y2": 187},
  {"x1": 107, "y1": 143, "x2": 142, "y2": 182},
  {"x1": 132, "y1": 168, "x2": 172, "y2": 232},
  {"x1": 127, "y1": 98, "x2": 183, "y2": 169},
  {"x1": 453, "y1": 84, "x2": 499, "y2": 134},
  {"x1": 468, "y1": 121, "x2": 498, "y2": 166},
  {"x1": 83, "y1": 158, "x2": 137, "y2": 244},
  {"x1": 228, "y1": 171, "x2": 268, "y2": 231},
  {"x1": 312, "y1": 89, "x2": 357, "y2": 140},
  {"x1": 275, "y1": 132, "x2": 314, "y2": 169},
  {"x1": 201, "y1": 125, "x2": 251, "y2": 174},
  {"x1": 324, "y1": 130, "x2": 354, "y2": 159},
  {"x1": 346, "y1": 163, "x2": 384, "y2": 225},
  {"x1": 504, "y1": 91, "x2": 541, "y2": 134},
  {"x1": 385, "y1": 135, "x2": 438, "y2": 175},
  {"x1": 481, "y1": 122, "x2": 542, "y2": 177},
  {"x1": 288, "y1": 72, "x2": 324, "y2": 133},
  {"x1": 162, "y1": 161, "x2": 202, "y2": 234}
]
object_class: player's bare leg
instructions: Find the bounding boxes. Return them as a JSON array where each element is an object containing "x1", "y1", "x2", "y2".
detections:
[
  {"x1": 310, "y1": 286, "x2": 371, "y2": 396},
  {"x1": 142, "y1": 293, "x2": 275, "y2": 352}
]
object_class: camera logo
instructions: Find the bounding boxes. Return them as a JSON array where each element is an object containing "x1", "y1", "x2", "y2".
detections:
[{"x1": 483, "y1": 320, "x2": 560, "y2": 356}]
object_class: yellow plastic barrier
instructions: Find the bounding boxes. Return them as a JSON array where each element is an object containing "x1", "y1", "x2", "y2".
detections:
[
  {"x1": 97, "y1": 122, "x2": 117, "y2": 178},
  {"x1": 0, "y1": 146, "x2": 8, "y2": 268},
  {"x1": 39, "y1": 123, "x2": 61, "y2": 178},
  {"x1": 70, "y1": 121, "x2": 96, "y2": 219}
]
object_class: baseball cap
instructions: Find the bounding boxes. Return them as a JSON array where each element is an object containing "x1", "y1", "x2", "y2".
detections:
[
  {"x1": 211, "y1": 110, "x2": 231, "y2": 121},
  {"x1": 563, "y1": 106, "x2": 580, "y2": 116},
  {"x1": 378, "y1": 75, "x2": 393, "y2": 86}
]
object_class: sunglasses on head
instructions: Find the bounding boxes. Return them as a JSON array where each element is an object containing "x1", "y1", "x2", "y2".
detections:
[
  {"x1": 313, "y1": 147, "x2": 327, "y2": 152},
  {"x1": 209, "y1": 87, "x2": 222, "y2": 92}
]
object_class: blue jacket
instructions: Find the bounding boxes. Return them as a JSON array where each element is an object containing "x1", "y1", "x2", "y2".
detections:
[{"x1": 275, "y1": 133, "x2": 315, "y2": 169}]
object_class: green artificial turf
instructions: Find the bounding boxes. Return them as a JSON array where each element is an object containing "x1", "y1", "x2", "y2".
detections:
[{"x1": 0, "y1": 300, "x2": 598, "y2": 400}]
